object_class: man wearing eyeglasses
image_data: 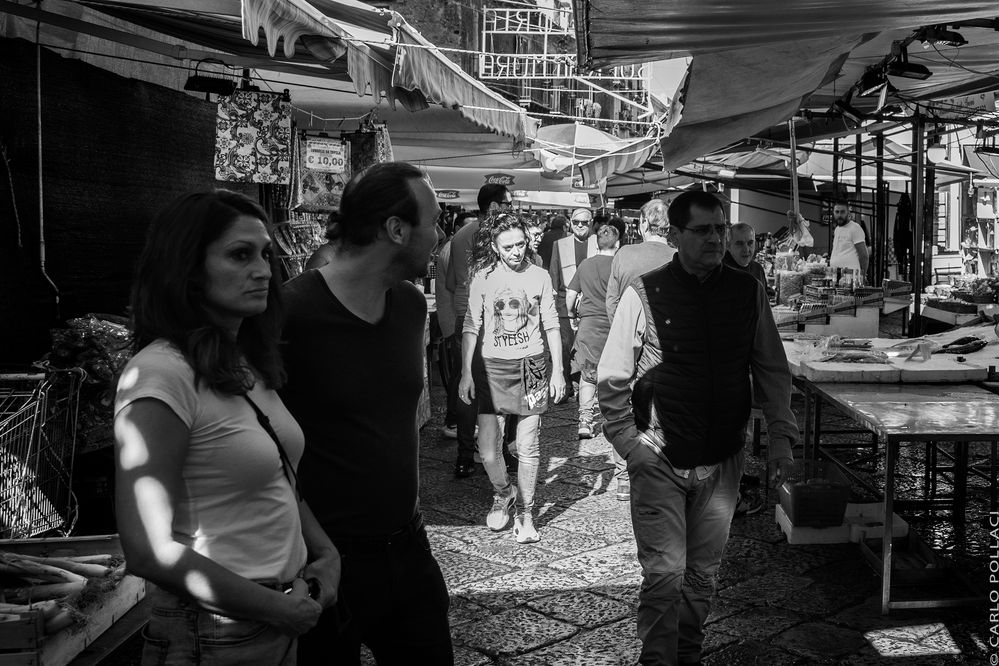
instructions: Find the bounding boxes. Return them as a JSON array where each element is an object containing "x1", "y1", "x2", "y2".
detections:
[
  {"x1": 548, "y1": 208, "x2": 599, "y2": 399},
  {"x1": 597, "y1": 190, "x2": 797, "y2": 666}
]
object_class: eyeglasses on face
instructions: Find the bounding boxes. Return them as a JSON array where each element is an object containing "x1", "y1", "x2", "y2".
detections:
[
  {"x1": 681, "y1": 224, "x2": 730, "y2": 237},
  {"x1": 571, "y1": 218, "x2": 591, "y2": 226}
]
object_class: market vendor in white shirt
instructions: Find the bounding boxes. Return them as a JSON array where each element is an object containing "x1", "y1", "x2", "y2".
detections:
[{"x1": 828, "y1": 199, "x2": 869, "y2": 276}]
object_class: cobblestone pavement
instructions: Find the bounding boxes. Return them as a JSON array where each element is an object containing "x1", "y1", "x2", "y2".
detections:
[{"x1": 404, "y1": 389, "x2": 989, "y2": 666}]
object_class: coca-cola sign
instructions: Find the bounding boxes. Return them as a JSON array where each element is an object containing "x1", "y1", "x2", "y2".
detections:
[
  {"x1": 484, "y1": 173, "x2": 515, "y2": 186},
  {"x1": 436, "y1": 190, "x2": 460, "y2": 200}
]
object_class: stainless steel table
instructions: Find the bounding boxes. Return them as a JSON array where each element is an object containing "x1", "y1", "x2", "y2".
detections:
[{"x1": 795, "y1": 381, "x2": 999, "y2": 613}]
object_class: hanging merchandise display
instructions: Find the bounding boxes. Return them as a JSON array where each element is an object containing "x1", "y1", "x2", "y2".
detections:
[
  {"x1": 214, "y1": 90, "x2": 292, "y2": 184},
  {"x1": 342, "y1": 122, "x2": 394, "y2": 173},
  {"x1": 290, "y1": 133, "x2": 351, "y2": 213}
]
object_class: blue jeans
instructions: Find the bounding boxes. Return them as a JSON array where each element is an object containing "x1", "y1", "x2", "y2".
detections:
[
  {"x1": 141, "y1": 586, "x2": 296, "y2": 666},
  {"x1": 627, "y1": 443, "x2": 743, "y2": 666}
]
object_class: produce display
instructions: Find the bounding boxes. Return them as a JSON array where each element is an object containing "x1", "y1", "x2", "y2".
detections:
[
  {"x1": 0, "y1": 550, "x2": 125, "y2": 635},
  {"x1": 37, "y1": 315, "x2": 132, "y2": 452}
]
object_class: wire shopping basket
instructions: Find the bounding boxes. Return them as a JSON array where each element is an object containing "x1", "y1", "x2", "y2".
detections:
[{"x1": 0, "y1": 368, "x2": 85, "y2": 539}]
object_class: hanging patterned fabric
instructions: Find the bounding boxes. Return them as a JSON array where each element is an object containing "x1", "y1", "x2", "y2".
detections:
[
  {"x1": 290, "y1": 134, "x2": 351, "y2": 213},
  {"x1": 342, "y1": 123, "x2": 394, "y2": 173},
  {"x1": 215, "y1": 90, "x2": 291, "y2": 184}
]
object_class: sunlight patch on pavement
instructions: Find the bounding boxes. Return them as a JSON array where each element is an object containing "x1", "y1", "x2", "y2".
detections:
[{"x1": 864, "y1": 623, "x2": 961, "y2": 657}]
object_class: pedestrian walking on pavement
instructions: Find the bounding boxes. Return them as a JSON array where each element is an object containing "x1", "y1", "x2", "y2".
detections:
[
  {"x1": 459, "y1": 213, "x2": 565, "y2": 544},
  {"x1": 280, "y1": 162, "x2": 454, "y2": 664},
  {"x1": 565, "y1": 222, "x2": 618, "y2": 444},
  {"x1": 597, "y1": 190, "x2": 797, "y2": 665},
  {"x1": 445, "y1": 186, "x2": 516, "y2": 477}
]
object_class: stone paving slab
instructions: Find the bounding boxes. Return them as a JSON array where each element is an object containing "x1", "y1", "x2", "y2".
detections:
[
  {"x1": 451, "y1": 607, "x2": 579, "y2": 657},
  {"x1": 456, "y1": 567, "x2": 592, "y2": 611},
  {"x1": 774, "y1": 621, "x2": 870, "y2": 660},
  {"x1": 504, "y1": 618, "x2": 641, "y2": 666},
  {"x1": 435, "y1": 548, "x2": 517, "y2": 590},
  {"x1": 708, "y1": 607, "x2": 805, "y2": 640},
  {"x1": 716, "y1": 570, "x2": 814, "y2": 606},
  {"x1": 525, "y1": 590, "x2": 632, "y2": 628},
  {"x1": 703, "y1": 639, "x2": 803, "y2": 665},
  {"x1": 543, "y1": 505, "x2": 637, "y2": 543},
  {"x1": 547, "y1": 541, "x2": 643, "y2": 585}
]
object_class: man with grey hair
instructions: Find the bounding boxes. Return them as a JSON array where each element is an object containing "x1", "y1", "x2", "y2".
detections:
[
  {"x1": 723, "y1": 222, "x2": 774, "y2": 300},
  {"x1": 605, "y1": 198, "x2": 676, "y2": 320}
]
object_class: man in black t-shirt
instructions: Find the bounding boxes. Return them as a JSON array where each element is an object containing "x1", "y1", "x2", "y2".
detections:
[{"x1": 281, "y1": 162, "x2": 453, "y2": 665}]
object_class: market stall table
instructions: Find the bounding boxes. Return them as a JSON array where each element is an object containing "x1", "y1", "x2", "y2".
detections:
[{"x1": 795, "y1": 381, "x2": 998, "y2": 614}]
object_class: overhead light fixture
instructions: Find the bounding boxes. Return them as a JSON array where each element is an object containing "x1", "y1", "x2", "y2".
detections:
[
  {"x1": 857, "y1": 69, "x2": 888, "y2": 97},
  {"x1": 926, "y1": 137, "x2": 947, "y2": 163},
  {"x1": 919, "y1": 25, "x2": 968, "y2": 48},
  {"x1": 886, "y1": 44, "x2": 932, "y2": 80},
  {"x1": 718, "y1": 168, "x2": 736, "y2": 178},
  {"x1": 184, "y1": 60, "x2": 237, "y2": 96}
]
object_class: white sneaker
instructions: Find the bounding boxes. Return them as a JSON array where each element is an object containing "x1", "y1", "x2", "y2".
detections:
[
  {"x1": 578, "y1": 421, "x2": 594, "y2": 439},
  {"x1": 514, "y1": 512, "x2": 540, "y2": 544},
  {"x1": 486, "y1": 484, "x2": 517, "y2": 531}
]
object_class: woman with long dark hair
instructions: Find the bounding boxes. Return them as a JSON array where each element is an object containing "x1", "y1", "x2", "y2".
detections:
[
  {"x1": 458, "y1": 213, "x2": 564, "y2": 544},
  {"x1": 114, "y1": 190, "x2": 340, "y2": 665}
]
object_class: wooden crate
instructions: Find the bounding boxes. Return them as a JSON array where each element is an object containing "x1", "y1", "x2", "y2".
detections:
[{"x1": 0, "y1": 535, "x2": 146, "y2": 666}]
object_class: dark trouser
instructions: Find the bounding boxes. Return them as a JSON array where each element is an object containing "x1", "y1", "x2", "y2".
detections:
[
  {"x1": 441, "y1": 334, "x2": 459, "y2": 427},
  {"x1": 558, "y1": 316, "x2": 576, "y2": 388},
  {"x1": 627, "y1": 443, "x2": 743, "y2": 666},
  {"x1": 453, "y1": 316, "x2": 479, "y2": 462},
  {"x1": 297, "y1": 516, "x2": 453, "y2": 665}
]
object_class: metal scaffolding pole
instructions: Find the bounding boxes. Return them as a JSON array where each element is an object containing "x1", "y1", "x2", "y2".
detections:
[
  {"x1": 875, "y1": 134, "x2": 885, "y2": 281},
  {"x1": 911, "y1": 112, "x2": 925, "y2": 336}
]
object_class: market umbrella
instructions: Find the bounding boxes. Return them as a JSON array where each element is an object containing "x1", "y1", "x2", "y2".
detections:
[{"x1": 526, "y1": 122, "x2": 660, "y2": 186}]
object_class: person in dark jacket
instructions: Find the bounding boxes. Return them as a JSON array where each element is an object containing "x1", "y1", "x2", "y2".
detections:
[
  {"x1": 597, "y1": 191, "x2": 796, "y2": 666},
  {"x1": 537, "y1": 213, "x2": 566, "y2": 269},
  {"x1": 723, "y1": 222, "x2": 775, "y2": 300}
]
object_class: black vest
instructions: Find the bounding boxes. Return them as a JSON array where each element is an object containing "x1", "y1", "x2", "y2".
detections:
[{"x1": 632, "y1": 261, "x2": 760, "y2": 468}]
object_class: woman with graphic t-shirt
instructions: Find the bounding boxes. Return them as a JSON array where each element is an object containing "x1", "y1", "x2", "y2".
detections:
[{"x1": 459, "y1": 214, "x2": 565, "y2": 544}]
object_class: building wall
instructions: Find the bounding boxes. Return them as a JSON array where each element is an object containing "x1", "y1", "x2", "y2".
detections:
[{"x1": 0, "y1": 38, "x2": 255, "y2": 365}]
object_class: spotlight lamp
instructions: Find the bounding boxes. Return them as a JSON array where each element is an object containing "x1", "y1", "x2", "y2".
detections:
[
  {"x1": 886, "y1": 43, "x2": 932, "y2": 80},
  {"x1": 184, "y1": 60, "x2": 237, "y2": 96},
  {"x1": 918, "y1": 25, "x2": 968, "y2": 48}
]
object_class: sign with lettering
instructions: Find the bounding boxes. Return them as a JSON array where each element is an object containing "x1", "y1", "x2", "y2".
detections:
[
  {"x1": 436, "y1": 190, "x2": 460, "y2": 200},
  {"x1": 304, "y1": 138, "x2": 347, "y2": 173},
  {"x1": 484, "y1": 173, "x2": 516, "y2": 186}
]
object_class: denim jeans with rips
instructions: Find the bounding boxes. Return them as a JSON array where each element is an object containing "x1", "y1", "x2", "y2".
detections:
[
  {"x1": 626, "y1": 442, "x2": 743, "y2": 666},
  {"x1": 140, "y1": 586, "x2": 297, "y2": 666}
]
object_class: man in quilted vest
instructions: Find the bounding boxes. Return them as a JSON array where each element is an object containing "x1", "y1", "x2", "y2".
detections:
[{"x1": 597, "y1": 190, "x2": 797, "y2": 665}]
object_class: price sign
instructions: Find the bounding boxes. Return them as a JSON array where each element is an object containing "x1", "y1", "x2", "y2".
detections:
[{"x1": 305, "y1": 138, "x2": 347, "y2": 173}]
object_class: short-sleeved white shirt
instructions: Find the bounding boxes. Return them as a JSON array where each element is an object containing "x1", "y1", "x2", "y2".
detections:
[
  {"x1": 115, "y1": 340, "x2": 307, "y2": 582},
  {"x1": 829, "y1": 220, "x2": 866, "y2": 271}
]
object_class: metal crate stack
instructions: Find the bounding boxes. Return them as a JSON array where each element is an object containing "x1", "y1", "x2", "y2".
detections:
[{"x1": 0, "y1": 369, "x2": 85, "y2": 539}]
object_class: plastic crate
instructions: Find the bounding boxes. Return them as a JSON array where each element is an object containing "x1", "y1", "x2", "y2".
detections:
[{"x1": 778, "y1": 460, "x2": 850, "y2": 527}]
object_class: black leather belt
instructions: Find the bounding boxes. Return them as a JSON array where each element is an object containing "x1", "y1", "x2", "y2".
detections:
[{"x1": 333, "y1": 513, "x2": 425, "y2": 550}]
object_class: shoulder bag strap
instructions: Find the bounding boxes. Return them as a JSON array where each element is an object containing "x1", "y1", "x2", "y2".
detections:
[{"x1": 243, "y1": 394, "x2": 302, "y2": 501}]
